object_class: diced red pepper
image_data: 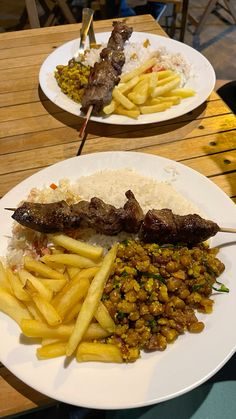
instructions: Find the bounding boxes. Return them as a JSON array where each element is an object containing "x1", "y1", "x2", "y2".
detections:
[{"x1": 50, "y1": 183, "x2": 58, "y2": 190}]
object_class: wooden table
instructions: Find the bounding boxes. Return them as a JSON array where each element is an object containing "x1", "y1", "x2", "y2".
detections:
[{"x1": 0, "y1": 14, "x2": 235, "y2": 418}]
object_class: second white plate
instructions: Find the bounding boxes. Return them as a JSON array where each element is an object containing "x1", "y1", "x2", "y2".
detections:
[{"x1": 39, "y1": 32, "x2": 216, "y2": 125}]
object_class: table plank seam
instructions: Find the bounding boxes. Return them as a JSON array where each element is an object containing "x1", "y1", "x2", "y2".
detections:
[{"x1": 134, "y1": 142, "x2": 236, "y2": 159}]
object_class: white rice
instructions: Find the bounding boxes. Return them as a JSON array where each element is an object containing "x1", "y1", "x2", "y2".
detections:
[
  {"x1": 7, "y1": 169, "x2": 200, "y2": 268},
  {"x1": 82, "y1": 39, "x2": 191, "y2": 87}
]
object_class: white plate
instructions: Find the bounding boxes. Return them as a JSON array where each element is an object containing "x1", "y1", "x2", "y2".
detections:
[
  {"x1": 0, "y1": 152, "x2": 235, "y2": 410},
  {"x1": 39, "y1": 32, "x2": 216, "y2": 125}
]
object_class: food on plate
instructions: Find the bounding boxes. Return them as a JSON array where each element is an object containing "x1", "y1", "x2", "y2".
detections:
[
  {"x1": 55, "y1": 61, "x2": 90, "y2": 103},
  {"x1": 81, "y1": 21, "x2": 133, "y2": 115},
  {"x1": 0, "y1": 169, "x2": 228, "y2": 363},
  {"x1": 54, "y1": 22, "x2": 195, "y2": 119},
  {"x1": 11, "y1": 192, "x2": 220, "y2": 244}
]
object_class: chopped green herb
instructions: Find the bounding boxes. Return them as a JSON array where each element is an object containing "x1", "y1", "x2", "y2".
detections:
[
  {"x1": 140, "y1": 272, "x2": 165, "y2": 283},
  {"x1": 212, "y1": 280, "x2": 229, "y2": 293},
  {"x1": 116, "y1": 311, "x2": 126, "y2": 320},
  {"x1": 121, "y1": 271, "x2": 128, "y2": 277},
  {"x1": 192, "y1": 284, "x2": 204, "y2": 291},
  {"x1": 148, "y1": 319, "x2": 157, "y2": 328}
]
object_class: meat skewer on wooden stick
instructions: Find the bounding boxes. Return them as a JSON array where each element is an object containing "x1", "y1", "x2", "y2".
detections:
[{"x1": 78, "y1": 21, "x2": 133, "y2": 136}]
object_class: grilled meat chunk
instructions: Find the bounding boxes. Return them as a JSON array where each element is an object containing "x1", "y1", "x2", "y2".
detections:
[
  {"x1": 81, "y1": 21, "x2": 133, "y2": 115},
  {"x1": 12, "y1": 200, "x2": 82, "y2": 233},
  {"x1": 81, "y1": 61, "x2": 119, "y2": 115},
  {"x1": 139, "y1": 208, "x2": 220, "y2": 244},
  {"x1": 73, "y1": 197, "x2": 124, "y2": 235},
  {"x1": 122, "y1": 190, "x2": 144, "y2": 233},
  {"x1": 107, "y1": 21, "x2": 133, "y2": 50}
]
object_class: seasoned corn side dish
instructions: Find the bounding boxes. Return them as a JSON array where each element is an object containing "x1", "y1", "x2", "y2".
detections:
[
  {"x1": 102, "y1": 240, "x2": 225, "y2": 361},
  {"x1": 55, "y1": 61, "x2": 90, "y2": 104}
]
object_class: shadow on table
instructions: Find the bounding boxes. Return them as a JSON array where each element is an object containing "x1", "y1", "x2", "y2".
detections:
[{"x1": 38, "y1": 86, "x2": 208, "y2": 145}]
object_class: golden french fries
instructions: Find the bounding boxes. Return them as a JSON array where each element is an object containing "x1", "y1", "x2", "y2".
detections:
[
  {"x1": 76, "y1": 342, "x2": 123, "y2": 363},
  {"x1": 115, "y1": 106, "x2": 140, "y2": 119},
  {"x1": 30, "y1": 293, "x2": 62, "y2": 326},
  {"x1": 53, "y1": 276, "x2": 90, "y2": 319},
  {"x1": 103, "y1": 100, "x2": 116, "y2": 115},
  {"x1": 0, "y1": 235, "x2": 123, "y2": 363},
  {"x1": 140, "y1": 101, "x2": 173, "y2": 114},
  {"x1": 66, "y1": 244, "x2": 117, "y2": 356},
  {"x1": 0, "y1": 287, "x2": 31, "y2": 325},
  {"x1": 151, "y1": 76, "x2": 181, "y2": 97},
  {"x1": 24, "y1": 256, "x2": 64, "y2": 279},
  {"x1": 0, "y1": 261, "x2": 11, "y2": 291},
  {"x1": 120, "y1": 56, "x2": 157, "y2": 83},
  {"x1": 102, "y1": 55, "x2": 195, "y2": 119},
  {"x1": 41, "y1": 253, "x2": 99, "y2": 269},
  {"x1": 48, "y1": 234, "x2": 103, "y2": 260},
  {"x1": 164, "y1": 88, "x2": 196, "y2": 98},
  {"x1": 20, "y1": 270, "x2": 53, "y2": 301},
  {"x1": 112, "y1": 87, "x2": 135, "y2": 110},
  {"x1": 37, "y1": 342, "x2": 67, "y2": 359},
  {"x1": 6, "y1": 269, "x2": 31, "y2": 302},
  {"x1": 95, "y1": 301, "x2": 116, "y2": 333},
  {"x1": 21, "y1": 319, "x2": 74, "y2": 339}
]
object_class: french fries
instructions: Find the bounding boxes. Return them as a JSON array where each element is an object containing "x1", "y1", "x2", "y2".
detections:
[
  {"x1": 41, "y1": 253, "x2": 99, "y2": 269},
  {"x1": 0, "y1": 287, "x2": 31, "y2": 325},
  {"x1": 95, "y1": 301, "x2": 116, "y2": 333},
  {"x1": 48, "y1": 234, "x2": 103, "y2": 261},
  {"x1": 76, "y1": 342, "x2": 123, "y2": 363},
  {"x1": 0, "y1": 235, "x2": 123, "y2": 364},
  {"x1": 102, "y1": 57, "x2": 195, "y2": 118},
  {"x1": 66, "y1": 244, "x2": 117, "y2": 356}
]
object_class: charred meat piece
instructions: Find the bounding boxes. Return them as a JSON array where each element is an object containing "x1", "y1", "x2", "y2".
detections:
[
  {"x1": 73, "y1": 197, "x2": 124, "y2": 235},
  {"x1": 81, "y1": 61, "x2": 119, "y2": 115},
  {"x1": 122, "y1": 190, "x2": 144, "y2": 233},
  {"x1": 11, "y1": 201, "x2": 82, "y2": 233},
  {"x1": 81, "y1": 21, "x2": 133, "y2": 115},
  {"x1": 106, "y1": 21, "x2": 133, "y2": 51},
  {"x1": 139, "y1": 208, "x2": 220, "y2": 244},
  {"x1": 100, "y1": 48, "x2": 125, "y2": 74}
]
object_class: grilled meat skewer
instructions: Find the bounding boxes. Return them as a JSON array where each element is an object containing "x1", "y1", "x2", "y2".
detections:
[
  {"x1": 139, "y1": 209, "x2": 219, "y2": 244},
  {"x1": 81, "y1": 21, "x2": 133, "y2": 115},
  {"x1": 10, "y1": 190, "x2": 220, "y2": 244}
]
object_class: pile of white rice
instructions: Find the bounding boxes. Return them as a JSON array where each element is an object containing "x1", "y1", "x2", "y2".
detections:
[
  {"x1": 7, "y1": 169, "x2": 200, "y2": 268},
  {"x1": 83, "y1": 39, "x2": 191, "y2": 87}
]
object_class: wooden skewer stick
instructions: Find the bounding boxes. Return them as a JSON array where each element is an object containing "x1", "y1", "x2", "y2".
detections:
[
  {"x1": 79, "y1": 105, "x2": 93, "y2": 138},
  {"x1": 219, "y1": 227, "x2": 236, "y2": 234}
]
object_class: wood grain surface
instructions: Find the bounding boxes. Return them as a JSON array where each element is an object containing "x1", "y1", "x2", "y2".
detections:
[{"x1": 0, "y1": 13, "x2": 235, "y2": 418}]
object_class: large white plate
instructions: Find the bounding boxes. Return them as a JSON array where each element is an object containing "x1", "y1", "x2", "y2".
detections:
[
  {"x1": 0, "y1": 152, "x2": 235, "y2": 410},
  {"x1": 39, "y1": 32, "x2": 215, "y2": 125}
]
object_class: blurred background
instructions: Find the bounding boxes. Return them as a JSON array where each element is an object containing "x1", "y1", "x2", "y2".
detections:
[{"x1": 0, "y1": 0, "x2": 236, "y2": 88}]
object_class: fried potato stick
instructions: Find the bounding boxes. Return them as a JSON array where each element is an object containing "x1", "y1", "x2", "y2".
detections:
[
  {"x1": 76, "y1": 342, "x2": 122, "y2": 363},
  {"x1": 0, "y1": 287, "x2": 31, "y2": 325},
  {"x1": 66, "y1": 244, "x2": 117, "y2": 356},
  {"x1": 41, "y1": 253, "x2": 99, "y2": 269},
  {"x1": 48, "y1": 234, "x2": 103, "y2": 260}
]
